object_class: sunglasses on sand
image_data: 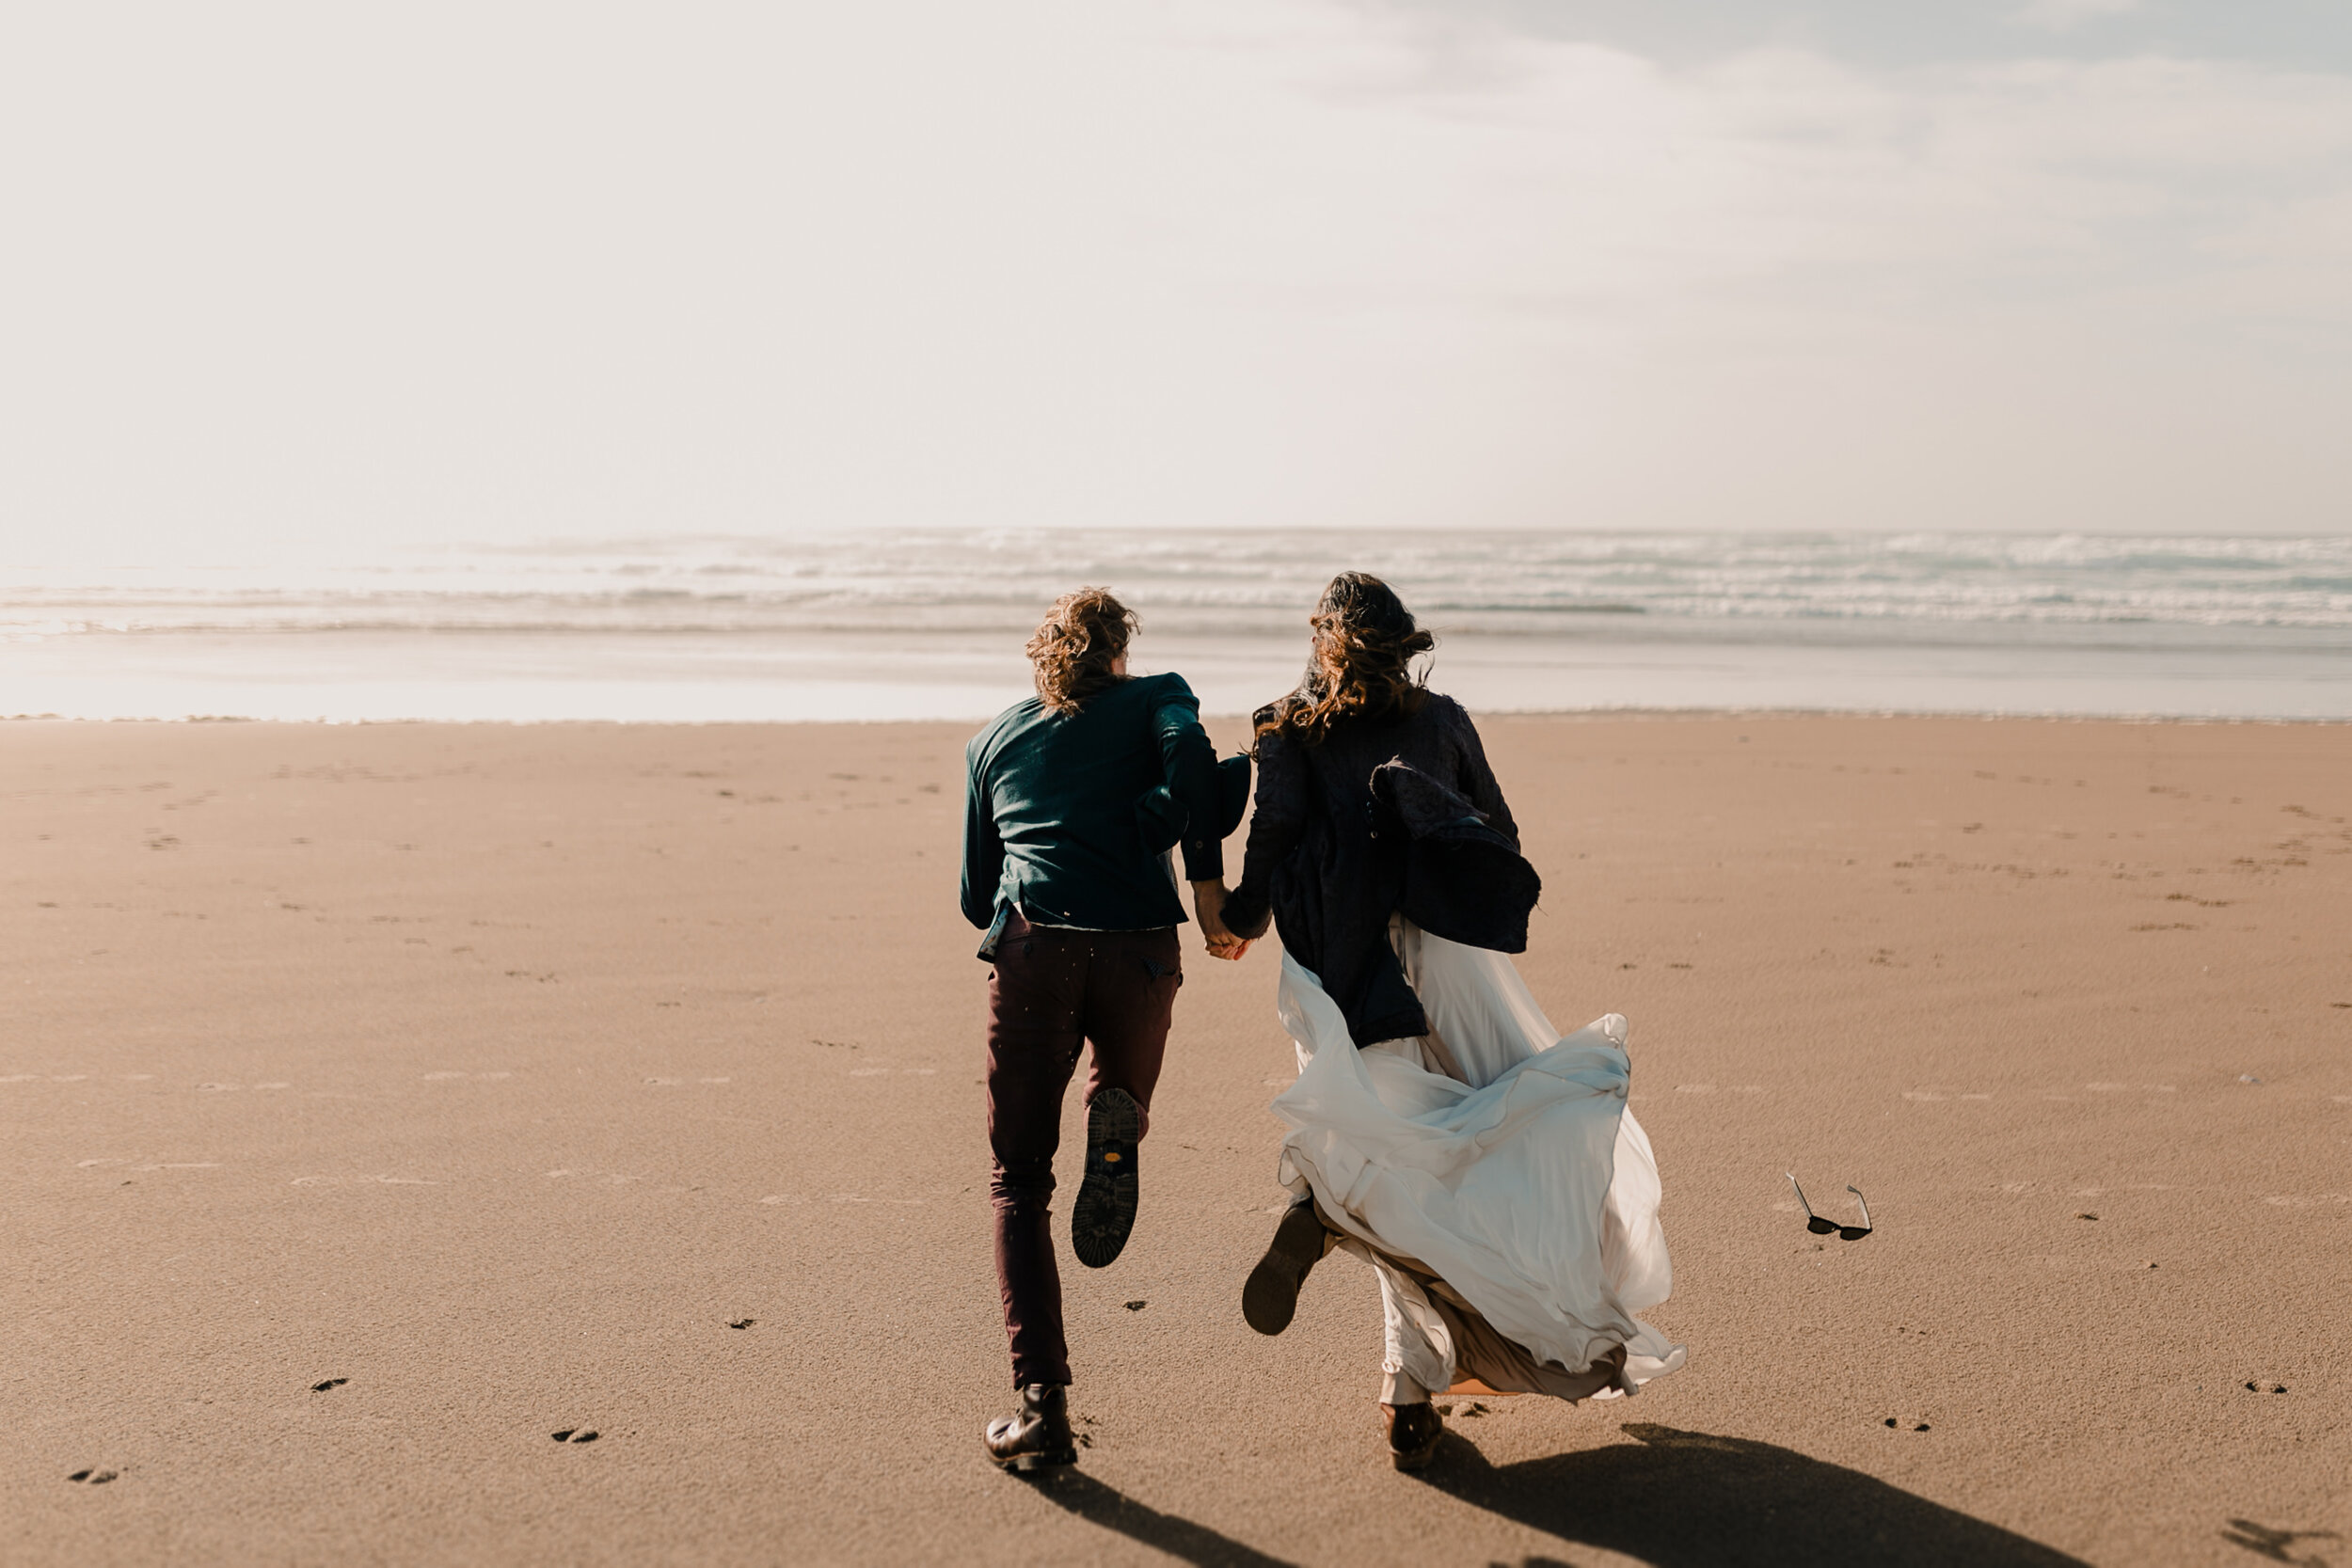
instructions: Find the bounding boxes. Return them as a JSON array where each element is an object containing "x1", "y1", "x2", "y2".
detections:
[{"x1": 1786, "y1": 1173, "x2": 1873, "y2": 1240}]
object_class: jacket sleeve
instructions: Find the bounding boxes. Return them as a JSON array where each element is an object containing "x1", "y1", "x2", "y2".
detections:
[
  {"x1": 1452, "y1": 703, "x2": 1520, "y2": 851},
  {"x1": 1150, "y1": 676, "x2": 1224, "y2": 883},
  {"x1": 1220, "y1": 727, "x2": 1306, "y2": 940},
  {"x1": 960, "y1": 742, "x2": 1005, "y2": 930}
]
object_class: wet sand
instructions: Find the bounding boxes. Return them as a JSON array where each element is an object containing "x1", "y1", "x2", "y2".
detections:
[{"x1": 4, "y1": 714, "x2": 2347, "y2": 1566}]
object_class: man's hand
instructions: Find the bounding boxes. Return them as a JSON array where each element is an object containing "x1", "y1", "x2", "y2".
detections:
[{"x1": 1190, "y1": 879, "x2": 1252, "y2": 961}]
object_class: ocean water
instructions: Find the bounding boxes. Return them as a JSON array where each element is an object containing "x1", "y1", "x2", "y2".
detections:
[{"x1": 4, "y1": 531, "x2": 2348, "y2": 722}]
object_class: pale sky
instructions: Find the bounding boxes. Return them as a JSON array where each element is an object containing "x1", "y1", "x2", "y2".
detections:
[{"x1": 2, "y1": 1, "x2": 2347, "y2": 562}]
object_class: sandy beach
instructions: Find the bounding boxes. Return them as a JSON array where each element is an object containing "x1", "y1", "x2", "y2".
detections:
[{"x1": 5, "y1": 712, "x2": 2347, "y2": 1567}]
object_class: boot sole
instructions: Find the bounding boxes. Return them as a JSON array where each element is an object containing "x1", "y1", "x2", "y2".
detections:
[
  {"x1": 993, "y1": 1447, "x2": 1078, "y2": 1473},
  {"x1": 1242, "y1": 1200, "x2": 1327, "y2": 1336},
  {"x1": 1071, "y1": 1088, "x2": 1141, "y2": 1270}
]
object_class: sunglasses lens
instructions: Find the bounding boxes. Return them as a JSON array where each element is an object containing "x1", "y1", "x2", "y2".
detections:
[
  {"x1": 1839, "y1": 1225, "x2": 1871, "y2": 1240},
  {"x1": 1806, "y1": 1216, "x2": 1837, "y2": 1234}
]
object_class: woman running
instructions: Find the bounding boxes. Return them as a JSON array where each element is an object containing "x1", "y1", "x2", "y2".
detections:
[{"x1": 1217, "y1": 572, "x2": 1686, "y2": 1470}]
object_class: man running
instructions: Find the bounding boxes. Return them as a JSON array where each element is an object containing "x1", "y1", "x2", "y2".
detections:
[{"x1": 962, "y1": 587, "x2": 1245, "y2": 1472}]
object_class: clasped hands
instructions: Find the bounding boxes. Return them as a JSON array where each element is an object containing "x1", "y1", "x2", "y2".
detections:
[{"x1": 1189, "y1": 879, "x2": 1253, "y2": 962}]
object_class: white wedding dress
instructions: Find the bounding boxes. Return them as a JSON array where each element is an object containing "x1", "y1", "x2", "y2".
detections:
[{"x1": 1269, "y1": 919, "x2": 1686, "y2": 1402}]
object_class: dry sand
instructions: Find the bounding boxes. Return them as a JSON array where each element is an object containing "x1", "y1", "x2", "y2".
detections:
[{"x1": 4, "y1": 714, "x2": 2347, "y2": 1567}]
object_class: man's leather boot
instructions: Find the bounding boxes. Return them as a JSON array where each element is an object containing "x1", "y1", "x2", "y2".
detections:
[
  {"x1": 1384, "y1": 1401, "x2": 1444, "y2": 1472},
  {"x1": 1071, "y1": 1088, "x2": 1142, "y2": 1269},
  {"x1": 984, "y1": 1383, "x2": 1077, "y2": 1473},
  {"x1": 1243, "y1": 1195, "x2": 1332, "y2": 1335}
]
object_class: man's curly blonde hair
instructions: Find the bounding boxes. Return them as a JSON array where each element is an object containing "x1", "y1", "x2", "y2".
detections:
[{"x1": 1026, "y1": 587, "x2": 1137, "y2": 714}]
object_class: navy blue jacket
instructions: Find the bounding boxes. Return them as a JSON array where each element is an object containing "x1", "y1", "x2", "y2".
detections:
[{"x1": 1223, "y1": 692, "x2": 1518, "y2": 1046}]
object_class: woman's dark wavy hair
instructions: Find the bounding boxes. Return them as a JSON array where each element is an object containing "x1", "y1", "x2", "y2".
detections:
[
  {"x1": 1255, "y1": 572, "x2": 1434, "y2": 747},
  {"x1": 1026, "y1": 587, "x2": 1136, "y2": 714}
]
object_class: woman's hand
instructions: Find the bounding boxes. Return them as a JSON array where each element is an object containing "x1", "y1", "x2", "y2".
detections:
[{"x1": 1190, "y1": 879, "x2": 1253, "y2": 961}]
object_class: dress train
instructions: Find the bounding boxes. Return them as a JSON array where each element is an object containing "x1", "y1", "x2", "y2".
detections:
[{"x1": 1268, "y1": 920, "x2": 1686, "y2": 1399}]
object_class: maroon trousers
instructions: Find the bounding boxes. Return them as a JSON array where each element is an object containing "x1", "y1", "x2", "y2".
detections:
[{"x1": 985, "y1": 911, "x2": 1181, "y2": 1388}]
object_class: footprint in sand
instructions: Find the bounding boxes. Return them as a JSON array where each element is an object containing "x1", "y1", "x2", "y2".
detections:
[{"x1": 549, "y1": 1428, "x2": 600, "y2": 1444}]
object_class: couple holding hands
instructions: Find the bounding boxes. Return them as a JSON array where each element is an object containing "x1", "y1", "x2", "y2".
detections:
[{"x1": 961, "y1": 575, "x2": 1684, "y2": 1475}]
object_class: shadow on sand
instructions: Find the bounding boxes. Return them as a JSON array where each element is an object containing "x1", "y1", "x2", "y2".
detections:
[
  {"x1": 1026, "y1": 1469, "x2": 1298, "y2": 1568},
  {"x1": 1417, "y1": 1422, "x2": 2090, "y2": 1568},
  {"x1": 1017, "y1": 1423, "x2": 2090, "y2": 1567}
]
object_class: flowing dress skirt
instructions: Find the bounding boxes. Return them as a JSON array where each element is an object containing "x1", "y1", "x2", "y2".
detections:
[{"x1": 1270, "y1": 919, "x2": 1687, "y2": 1400}]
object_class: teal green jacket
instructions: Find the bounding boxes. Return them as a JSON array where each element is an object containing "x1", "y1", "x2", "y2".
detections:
[{"x1": 961, "y1": 673, "x2": 1223, "y2": 957}]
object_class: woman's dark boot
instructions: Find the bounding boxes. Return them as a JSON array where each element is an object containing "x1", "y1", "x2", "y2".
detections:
[
  {"x1": 1384, "y1": 1401, "x2": 1444, "y2": 1471},
  {"x1": 1243, "y1": 1196, "x2": 1331, "y2": 1335},
  {"x1": 984, "y1": 1384, "x2": 1078, "y2": 1473}
]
